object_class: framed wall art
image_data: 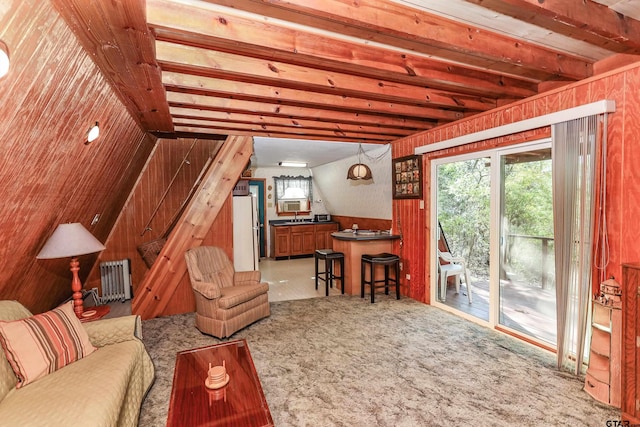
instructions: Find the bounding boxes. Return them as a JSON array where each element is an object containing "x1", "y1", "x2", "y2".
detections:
[{"x1": 392, "y1": 155, "x2": 422, "y2": 199}]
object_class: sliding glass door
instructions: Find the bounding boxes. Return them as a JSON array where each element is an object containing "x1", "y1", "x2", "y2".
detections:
[
  {"x1": 435, "y1": 156, "x2": 491, "y2": 321},
  {"x1": 433, "y1": 141, "x2": 556, "y2": 347},
  {"x1": 498, "y1": 147, "x2": 556, "y2": 345}
]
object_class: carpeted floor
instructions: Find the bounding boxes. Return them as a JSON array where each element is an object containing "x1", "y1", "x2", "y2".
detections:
[{"x1": 138, "y1": 295, "x2": 620, "y2": 426}]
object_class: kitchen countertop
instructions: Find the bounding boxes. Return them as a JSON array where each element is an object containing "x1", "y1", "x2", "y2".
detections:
[
  {"x1": 331, "y1": 230, "x2": 401, "y2": 241},
  {"x1": 270, "y1": 220, "x2": 338, "y2": 227},
  {"x1": 330, "y1": 230, "x2": 401, "y2": 295}
]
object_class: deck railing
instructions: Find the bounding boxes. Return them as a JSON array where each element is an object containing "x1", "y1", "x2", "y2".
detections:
[{"x1": 504, "y1": 234, "x2": 555, "y2": 289}]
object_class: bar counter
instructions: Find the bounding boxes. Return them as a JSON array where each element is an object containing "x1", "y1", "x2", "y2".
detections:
[{"x1": 331, "y1": 231, "x2": 401, "y2": 295}]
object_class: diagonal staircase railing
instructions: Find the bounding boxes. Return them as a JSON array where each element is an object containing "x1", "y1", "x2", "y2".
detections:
[{"x1": 131, "y1": 135, "x2": 253, "y2": 319}]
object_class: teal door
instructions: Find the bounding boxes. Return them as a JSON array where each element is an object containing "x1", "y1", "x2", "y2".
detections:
[{"x1": 249, "y1": 179, "x2": 266, "y2": 258}]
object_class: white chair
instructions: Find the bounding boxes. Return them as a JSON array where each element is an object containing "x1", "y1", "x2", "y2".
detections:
[{"x1": 438, "y1": 250, "x2": 472, "y2": 303}]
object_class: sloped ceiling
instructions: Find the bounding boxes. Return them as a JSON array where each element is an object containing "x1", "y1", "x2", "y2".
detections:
[{"x1": 52, "y1": 0, "x2": 640, "y2": 145}]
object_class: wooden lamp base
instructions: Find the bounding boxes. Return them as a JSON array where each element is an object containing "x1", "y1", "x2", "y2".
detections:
[{"x1": 69, "y1": 257, "x2": 84, "y2": 317}]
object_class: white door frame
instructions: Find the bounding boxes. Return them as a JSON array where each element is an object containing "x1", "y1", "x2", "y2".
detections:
[{"x1": 429, "y1": 138, "x2": 553, "y2": 341}]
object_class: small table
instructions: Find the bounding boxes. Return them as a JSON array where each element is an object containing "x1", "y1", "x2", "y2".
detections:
[
  {"x1": 167, "y1": 339, "x2": 273, "y2": 427},
  {"x1": 78, "y1": 305, "x2": 110, "y2": 322}
]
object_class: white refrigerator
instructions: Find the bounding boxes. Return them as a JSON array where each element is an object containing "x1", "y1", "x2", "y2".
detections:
[{"x1": 232, "y1": 195, "x2": 260, "y2": 271}]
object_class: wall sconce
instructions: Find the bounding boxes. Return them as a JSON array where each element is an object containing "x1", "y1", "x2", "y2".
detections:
[
  {"x1": 85, "y1": 121, "x2": 100, "y2": 144},
  {"x1": 0, "y1": 41, "x2": 10, "y2": 78},
  {"x1": 347, "y1": 144, "x2": 373, "y2": 180}
]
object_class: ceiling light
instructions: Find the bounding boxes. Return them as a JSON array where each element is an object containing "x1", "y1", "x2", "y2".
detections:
[
  {"x1": 347, "y1": 144, "x2": 373, "y2": 180},
  {"x1": 347, "y1": 163, "x2": 372, "y2": 180},
  {"x1": 0, "y1": 41, "x2": 9, "y2": 78},
  {"x1": 86, "y1": 122, "x2": 100, "y2": 144},
  {"x1": 279, "y1": 161, "x2": 307, "y2": 168}
]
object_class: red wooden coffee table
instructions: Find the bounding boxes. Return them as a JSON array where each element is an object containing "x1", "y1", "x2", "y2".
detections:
[{"x1": 167, "y1": 339, "x2": 273, "y2": 427}]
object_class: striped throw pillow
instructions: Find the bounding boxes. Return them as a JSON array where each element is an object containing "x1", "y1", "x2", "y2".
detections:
[{"x1": 0, "y1": 301, "x2": 96, "y2": 388}]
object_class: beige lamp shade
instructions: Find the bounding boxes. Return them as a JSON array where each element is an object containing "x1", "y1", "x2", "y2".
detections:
[{"x1": 37, "y1": 223, "x2": 106, "y2": 259}]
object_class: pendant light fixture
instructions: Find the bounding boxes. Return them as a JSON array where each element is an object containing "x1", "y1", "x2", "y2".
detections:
[{"x1": 347, "y1": 144, "x2": 373, "y2": 180}]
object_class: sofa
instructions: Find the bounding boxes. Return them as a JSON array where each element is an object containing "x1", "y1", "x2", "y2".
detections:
[
  {"x1": 0, "y1": 300, "x2": 155, "y2": 427},
  {"x1": 185, "y1": 246, "x2": 270, "y2": 338}
]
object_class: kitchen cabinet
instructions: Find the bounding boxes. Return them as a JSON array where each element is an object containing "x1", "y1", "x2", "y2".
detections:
[
  {"x1": 270, "y1": 223, "x2": 338, "y2": 259},
  {"x1": 272, "y1": 226, "x2": 291, "y2": 258},
  {"x1": 315, "y1": 223, "x2": 339, "y2": 250},
  {"x1": 290, "y1": 225, "x2": 315, "y2": 255},
  {"x1": 622, "y1": 263, "x2": 640, "y2": 424}
]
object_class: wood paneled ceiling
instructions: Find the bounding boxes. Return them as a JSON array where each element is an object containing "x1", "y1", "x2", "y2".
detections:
[{"x1": 52, "y1": 0, "x2": 640, "y2": 144}]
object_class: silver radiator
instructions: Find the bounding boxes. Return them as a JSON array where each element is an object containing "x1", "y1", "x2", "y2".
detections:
[{"x1": 99, "y1": 259, "x2": 132, "y2": 303}]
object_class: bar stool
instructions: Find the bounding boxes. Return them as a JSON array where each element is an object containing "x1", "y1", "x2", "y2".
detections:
[
  {"x1": 314, "y1": 249, "x2": 345, "y2": 296},
  {"x1": 361, "y1": 253, "x2": 400, "y2": 303}
]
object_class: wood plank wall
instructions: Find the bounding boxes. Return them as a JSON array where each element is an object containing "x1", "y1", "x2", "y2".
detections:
[
  {"x1": 160, "y1": 192, "x2": 234, "y2": 316},
  {"x1": 132, "y1": 135, "x2": 253, "y2": 319},
  {"x1": 85, "y1": 137, "x2": 224, "y2": 298},
  {"x1": 331, "y1": 215, "x2": 391, "y2": 232},
  {"x1": 0, "y1": 0, "x2": 154, "y2": 314},
  {"x1": 391, "y1": 62, "x2": 640, "y2": 304}
]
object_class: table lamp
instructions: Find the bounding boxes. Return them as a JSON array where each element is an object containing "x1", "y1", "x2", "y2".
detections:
[{"x1": 36, "y1": 223, "x2": 106, "y2": 317}]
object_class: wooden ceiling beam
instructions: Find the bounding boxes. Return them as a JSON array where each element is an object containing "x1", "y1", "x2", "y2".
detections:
[
  {"x1": 161, "y1": 71, "x2": 464, "y2": 122},
  {"x1": 147, "y1": 0, "x2": 538, "y2": 99},
  {"x1": 208, "y1": 0, "x2": 592, "y2": 80},
  {"x1": 595, "y1": 0, "x2": 640, "y2": 18},
  {"x1": 151, "y1": 131, "x2": 228, "y2": 140},
  {"x1": 166, "y1": 91, "x2": 438, "y2": 129},
  {"x1": 173, "y1": 126, "x2": 389, "y2": 142},
  {"x1": 156, "y1": 41, "x2": 496, "y2": 112},
  {"x1": 170, "y1": 107, "x2": 422, "y2": 136},
  {"x1": 172, "y1": 119, "x2": 394, "y2": 141},
  {"x1": 464, "y1": 0, "x2": 640, "y2": 53},
  {"x1": 51, "y1": 0, "x2": 173, "y2": 132},
  {"x1": 593, "y1": 53, "x2": 640, "y2": 74},
  {"x1": 173, "y1": 119, "x2": 413, "y2": 139}
]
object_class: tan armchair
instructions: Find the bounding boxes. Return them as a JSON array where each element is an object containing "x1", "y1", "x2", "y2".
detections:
[{"x1": 184, "y1": 246, "x2": 270, "y2": 338}]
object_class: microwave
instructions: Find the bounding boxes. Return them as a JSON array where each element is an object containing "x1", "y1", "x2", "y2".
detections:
[{"x1": 314, "y1": 214, "x2": 331, "y2": 222}]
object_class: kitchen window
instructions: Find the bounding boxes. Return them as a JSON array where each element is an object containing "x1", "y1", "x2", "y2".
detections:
[{"x1": 274, "y1": 176, "x2": 312, "y2": 215}]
